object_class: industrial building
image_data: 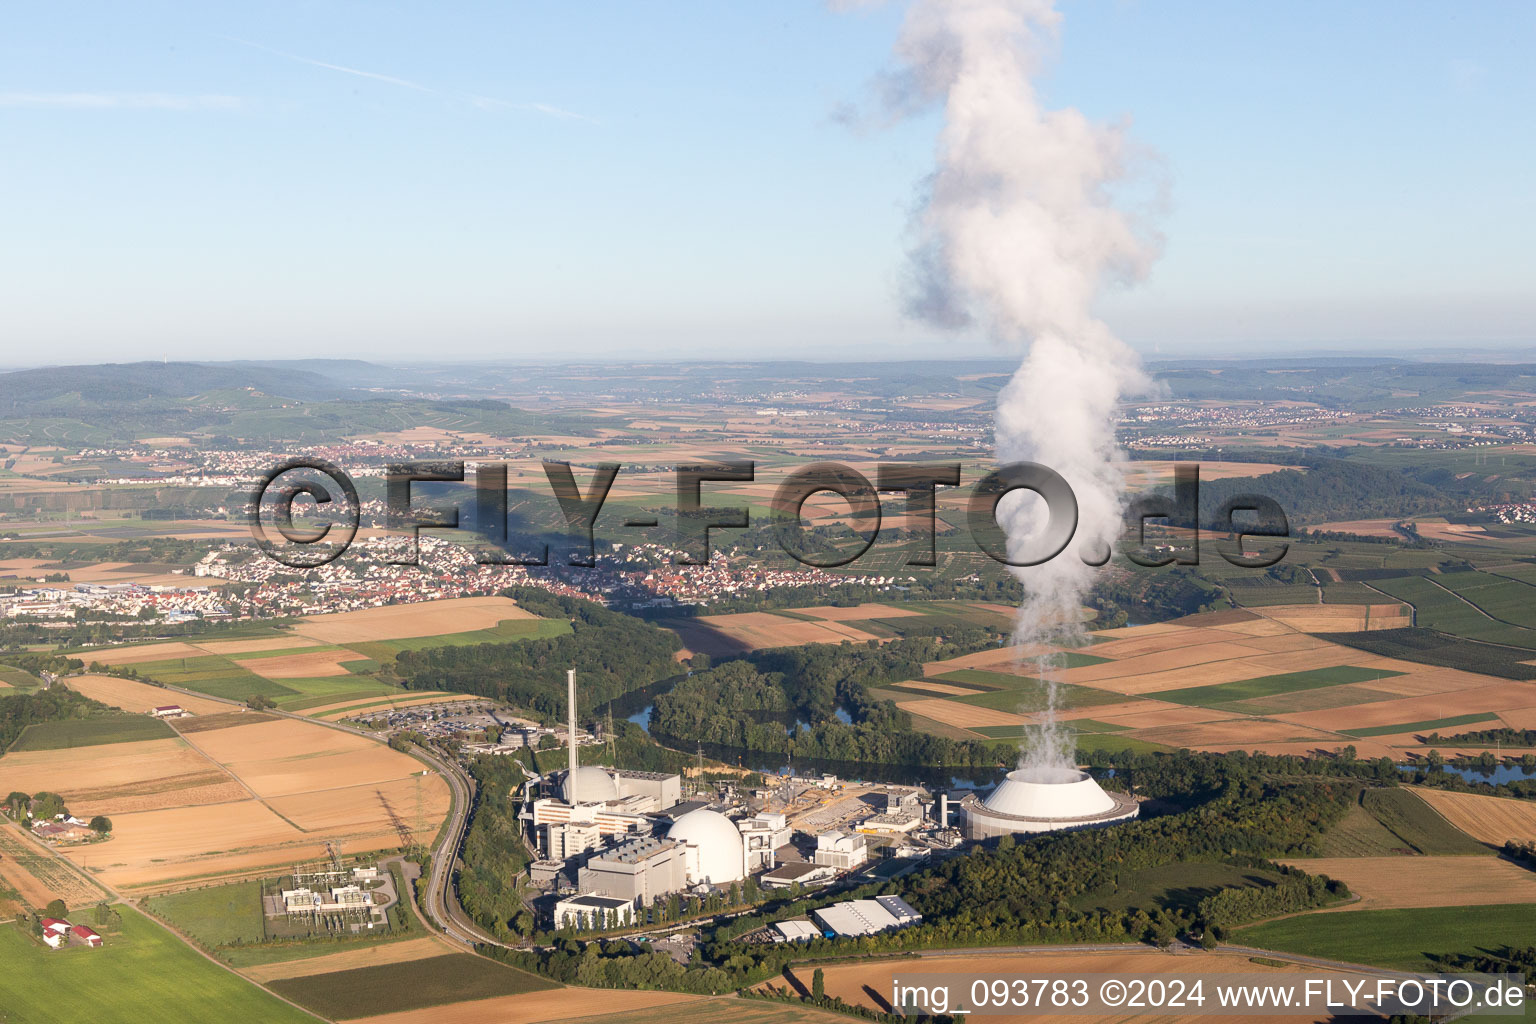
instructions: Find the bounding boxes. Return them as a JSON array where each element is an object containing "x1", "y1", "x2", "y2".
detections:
[
  {"x1": 738, "y1": 811, "x2": 790, "y2": 872},
  {"x1": 576, "y1": 835, "x2": 688, "y2": 905},
  {"x1": 523, "y1": 670, "x2": 686, "y2": 856},
  {"x1": 554, "y1": 893, "x2": 634, "y2": 930},
  {"x1": 958, "y1": 767, "x2": 1138, "y2": 839},
  {"x1": 812, "y1": 830, "x2": 869, "y2": 871},
  {"x1": 760, "y1": 861, "x2": 836, "y2": 889},
  {"x1": 812, "y1": 895, "x2": 922, "y2": 938}
]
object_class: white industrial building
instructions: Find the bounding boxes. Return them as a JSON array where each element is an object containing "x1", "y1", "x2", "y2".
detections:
[
  {"x1": 738, "y1": 811, "x2": 790, "y2": 872},
  {"x1": 958, "y1": 767, "x2": 1138, "y2": 839},
  {"x1": 812, "y1": 830, "x2": 869, "y2": 871},
  {"x1": 554, "y1": 893, "x2": 634, "y2": 930},
  {"x1": 812, "y1": 895, "x2": 922, "y2": 938}
]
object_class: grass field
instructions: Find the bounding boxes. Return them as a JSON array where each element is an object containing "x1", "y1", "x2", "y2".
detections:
[
  {"x1": 1152, "y1": 666, "x2": 1404, "y2": 710},
  {"x1": 1318, "y1": 794, "x2": 1419, "y2": 857},
  {"x1": 9, "y1": 714, "x2": 174, "y2": 751},
  {"x1": 0, "y1": 664, "x2": 41, "y2": 689},
  {"x1": 1359, "y1": 788, "x2": 1488, "y2": 855},
  {"x1": 146, "y1": 880, "x2": 266, "y2": 948},
  {"x1": 1235, "y1": 903, "x2": 1536, "y2": 969},
  {"x1": 0, "y1": 907, "x2": 320, "y2": 1024},
  {"x1": 1340, "y1": 711, "x2": 1501, "y2": 738},
  {"x1": 1074, "y1": 860, "x2": 1284, "y2": 914},
  {"x1": 267, "y1": 952, "x2": 557, "y2": 1020}
]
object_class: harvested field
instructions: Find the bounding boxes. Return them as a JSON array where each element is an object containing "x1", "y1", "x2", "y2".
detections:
[
  {"x1": 713, "y1": 612, "x2": 881, "y2": 645},
  {"x1": 198, "y1": 637, "x2": 315, "y2": 655},
  {"x1": 61, "y1": 673, "x2": 230, "y2": 715},
  {"x1": 346, "y1": 988, "x2": 699, "y2": 1024},
  {"x1": 1277, "y1": 682, "x2": 1536, "y2": 733},
  {"x1": 1412, "y1": 787, "x2": 1536, "y2": 845},
  {"x1": 888, "y1": 679, "x2": 984, "y2": 696},
  {"x1": 183, "y1": 718, "x2": 442, "y2": 800},
  {"x1": 1256, "y1": 604, "x2": 1410, "y2": 632},
  {"x1": 266, "y1": 776, "x2": 449, "y2": 834},
  {"x1": 0, "y1": 737, "x2": 216, "y2": 798},
  {"x1": 293, "y1": 597, "x2": 534, "y2": 644},
  {"x1": 241, "y1": 649, "x2": 365, "y2": 679},
  {"x1": 241, "y1": 937, "x2": 456, "y2": 983},
  {"x1": 796, "y1": 950, "x2": 1324, "y2": 1024},
  {"x1": 28, "y1": 715, "x2": 450, "y2": 889},
  {"x1": 790, "y1": 603, "x2": 922, "y2": 622},
  {"x1": 88, "y1": 642, "x2": 207, "y2": 665},
  {"x1": 1132, "y1": 718, "x2": 1344, "y2": 748},
  {"x1": 1280, "y1": 856, "x2": 1536, "y2": 910},
  {"x1": 303, "y1": 692, "x2": 471, "y2": 719},
  {"x1": 1091, "y1": 706, "x2": 1240, "y2": 730},
  {"x1": 896, "y1": 698, "x2": 1030, "y2": 728}
]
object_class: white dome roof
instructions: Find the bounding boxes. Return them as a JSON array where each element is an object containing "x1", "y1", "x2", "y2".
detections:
[
  {"x1": 982, "y1": 768, "x2": 1116, "y2": 819},
  {"x1": 667, "y1": 808, "x2": 744, "y2": 883},
  {"x1": 563, "y1": 765, "x2": 619, "y2": 803}
]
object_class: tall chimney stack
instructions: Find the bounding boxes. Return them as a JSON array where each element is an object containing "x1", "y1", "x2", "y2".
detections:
[{"x1": 567, "y1": 669, "x2": 579, "y2": 779}]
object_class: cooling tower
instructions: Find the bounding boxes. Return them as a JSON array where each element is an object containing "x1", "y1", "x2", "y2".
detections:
[{"x1": 957, "y1": 767, "x2": 1137, "y2": 839}]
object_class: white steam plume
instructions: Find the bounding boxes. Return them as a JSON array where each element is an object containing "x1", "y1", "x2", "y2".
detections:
[{"x1": 884, "y1": 0, "x2": 1161, "y2": 773}]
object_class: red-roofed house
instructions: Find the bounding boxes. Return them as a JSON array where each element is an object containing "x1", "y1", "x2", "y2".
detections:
[
  {"x1": 40, "y1": 918, "x2": 70, "y2": 949},
  {"x1": 72, "y1": 925, "x2": 103, "y2": 948}
]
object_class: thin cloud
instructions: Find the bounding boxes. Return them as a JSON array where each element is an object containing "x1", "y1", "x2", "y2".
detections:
[
  {"x1": 225, "y1": 36, "x2": 595, "y2": 123},
  {"x1": 0, "y1": 92, "x2": 241, "y2": 110}
]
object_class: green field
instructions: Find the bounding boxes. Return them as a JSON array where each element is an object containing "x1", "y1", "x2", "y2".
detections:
[
  {"x1": 132, "y1": 654, "x2": 297, "y2": 701},
  {"x1": 1359, "y1": 788, "x2": 1488, "y2": 855},
  {"x1": 342, "y1": 617, "x2": 572, "y2": 661},
  {"x1": 948, "y1": 680, "x2": 1128, "y2": 713},
  {"x1": 1153, "y1": 666, "x2": 1404, "y2": 711},
  {"x1": 1075, "y1": 860, "x2": 1284, "y2": 914},
  {"x1": 1235, "y1": 903, "x2": 1536, "y2": 970},
  {"x1": 145, "y1": 880, "x2": 266, "y2": 948},
  {"x1": 0, "y1": 664, "x2": 42, "y2": 689},
  {"x1": 0, "y1": 908, "x2": 320, "y2": 1024},
  {"x1": 9, "y1": 714, "x2": 174, "y2": 751},
  {"x1": 1340, "y1": 711, "x2": 1500, "y2": 739},
  {"x1": 1371, "y1": 575, "x2": 1536, "y2": 649},
  {"x1": 1317, "y1": 796, "x2": 1420, "y2": 857},
  {"x1": 267, "y1": 952, "x2": 557, "y2": 1020},
  {"x1": 265, "y1": 677, "x2": 403, "y2": 709}
]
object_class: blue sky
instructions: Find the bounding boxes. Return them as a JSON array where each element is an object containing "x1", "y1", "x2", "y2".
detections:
[{"x1": 3, "y1": 1, "x2": 1533, "y2": 364}]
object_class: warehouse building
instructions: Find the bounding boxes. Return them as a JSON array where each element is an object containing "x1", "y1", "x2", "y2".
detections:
[{"x1": 812, "y1": 895, "x2": 922, "y2": 938}]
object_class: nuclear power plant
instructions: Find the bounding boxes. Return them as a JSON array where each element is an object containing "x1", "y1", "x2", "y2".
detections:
[
  {"x1": 956, "y1": 766, "x2": 1138, "y2": 839},
  {"x1": 521, "y1": 669, "x2": 1137, "y2": 931}
]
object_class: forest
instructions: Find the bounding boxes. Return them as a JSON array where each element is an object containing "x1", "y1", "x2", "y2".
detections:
[{"x1": 393, "y1": 587, "x2": 682, "y2": 718}]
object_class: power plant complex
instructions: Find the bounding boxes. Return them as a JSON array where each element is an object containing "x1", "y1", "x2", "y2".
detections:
[{"x1": 525, "y1": 670, "x2": 1137, "y2": 932}]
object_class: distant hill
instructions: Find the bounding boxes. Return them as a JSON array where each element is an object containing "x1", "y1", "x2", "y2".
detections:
[
  {"x1": 0, "y1": 361, "x2": 361, "y2": 405},
  {"x1": 0, "y1": 360, "x2": 587, "y2": 445}
]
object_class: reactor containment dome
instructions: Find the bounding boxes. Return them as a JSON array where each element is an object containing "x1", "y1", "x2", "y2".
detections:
[
  {"x1": 958, "y1": 767, "x2": 1137, "y2": 839},
  {"x1": 562, "y1": 765, "x2": 621, "y2": 804},
  {"x1": 667, "y1": 808, "x2": 746, "y2": 884}
]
